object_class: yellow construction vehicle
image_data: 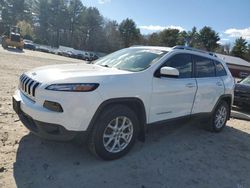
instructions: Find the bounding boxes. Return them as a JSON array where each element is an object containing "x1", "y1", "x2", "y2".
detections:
[{"x1": 1, "y1": 26, "x2": 24, "y2": 50}]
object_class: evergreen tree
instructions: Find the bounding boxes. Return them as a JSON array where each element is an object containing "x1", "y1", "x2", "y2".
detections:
[
  {"x1": 158, "y1": 28, "x2": 180, "y2": 47},
  {"x1": 119, "y1": 18, "x2": 141, "y2": 47},
  {"x1": 186, "y1": 27, "x2": 200, "y2": 48},
  {"x1": 198, "y1": 26, "x2": 220, "y2": 51},
  {"x1": 231, "y1": 37, "x2": 248, "y2": 58}
]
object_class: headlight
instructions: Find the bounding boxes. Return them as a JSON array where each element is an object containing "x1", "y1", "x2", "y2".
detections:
[{"x1": 45, "y1": 83, "x2": 99, "y2": 92}]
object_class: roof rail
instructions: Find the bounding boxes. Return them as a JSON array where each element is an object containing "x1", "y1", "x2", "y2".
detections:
[{"x1": 172, "y1": 46, "x2": 217, "y2": 57}]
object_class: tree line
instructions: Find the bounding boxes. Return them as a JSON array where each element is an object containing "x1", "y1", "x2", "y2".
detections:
[{"x1": 0, "y1": 0, "x2": 250, "y2": 61}]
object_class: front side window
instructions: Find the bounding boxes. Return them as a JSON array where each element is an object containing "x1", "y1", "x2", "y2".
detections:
[
  {"x1": 94, "y1": 48, "x2": 167, "y2": 72},
  {"x1": 214, "y1": 61, "x2": 227, "y2": 76},
  {"x1": 164, "y1": 53, "x2": 193, "y2": 78},
  {"x1": 194, "y1": 56, "x2": 216, "y2": 78}
]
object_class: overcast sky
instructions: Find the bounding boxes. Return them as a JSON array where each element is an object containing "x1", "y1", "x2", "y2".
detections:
[{"x1": 82, "y1": 0, "x2": 250, "y2": 44}]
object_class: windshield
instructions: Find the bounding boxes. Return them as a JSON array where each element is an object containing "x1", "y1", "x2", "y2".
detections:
[
  {"x1": 94, "y1": 48, "x2": 167, "y2": 72},
  {"x1": 240, "y1": 76, "x2": 250, "y2": 85}
]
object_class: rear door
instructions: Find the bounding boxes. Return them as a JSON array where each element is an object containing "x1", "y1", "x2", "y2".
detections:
[
  {"x1": 149, "y1": 53, "x2": 197, "y2": 123},
  {"x1": 191, "y1": 55, "x2": 224, "y2": 114}
]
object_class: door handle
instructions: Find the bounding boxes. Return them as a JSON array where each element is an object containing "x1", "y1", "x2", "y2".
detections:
[
  {"x1": 186, "y1": 83, "x2": 195, "y2": 88},
  {"x1": 216, "y1": 82, "x2": 223, "y2": 87}
]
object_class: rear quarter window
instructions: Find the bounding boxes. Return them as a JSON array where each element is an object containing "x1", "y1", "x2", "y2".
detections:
[{"x1": 215, "y1": 61, "x2": 227, "y2": 76}]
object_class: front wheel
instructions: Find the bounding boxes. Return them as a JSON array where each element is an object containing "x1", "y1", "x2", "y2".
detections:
[
  {"x1": 209, "y1": 101, "x2": 229, "y2": 132},
  {"x1": 88, "y1": 105, "x2": 138, "y2": 160}
]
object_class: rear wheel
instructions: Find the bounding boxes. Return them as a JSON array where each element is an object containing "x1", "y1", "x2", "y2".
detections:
[
  {"x1": 17, "y1": 46, "x2": 24, "y2": 51},
  {"x1": 209, "y1": 101, "x2": 229, "y2": 132},
  {"x1": 2, "y1": 39, "x2": 7, "y2": 49},
  {"x1": 88, "y1": 105, "x2": 138, "y2": 160}
]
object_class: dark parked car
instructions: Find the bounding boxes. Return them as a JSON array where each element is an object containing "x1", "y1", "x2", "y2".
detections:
[
  {"x1": 76, "y1": 53, "x2": 85, "y2": 60},
  {"x1": 90, "y1": 53, "x2": 99, "y2": 61},
  {"x1": 36, "y1": 45, "x2": 50, "y2": 53},
  {"x1": 61, "y1": 50, "x2": 77, "y2": 58},
  {"x1": 234, "y1": 76, "x2": 250, "y2": 108}
]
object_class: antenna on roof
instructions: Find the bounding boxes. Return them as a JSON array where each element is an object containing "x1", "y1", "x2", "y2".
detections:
[{"x1": 172, "y1": 46, "x2": 217, "y2": 57}]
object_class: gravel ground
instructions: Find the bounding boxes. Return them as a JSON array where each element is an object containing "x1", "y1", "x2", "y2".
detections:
[{"x1": 0, "y1": 47, "x2": 250, "y2": 188}]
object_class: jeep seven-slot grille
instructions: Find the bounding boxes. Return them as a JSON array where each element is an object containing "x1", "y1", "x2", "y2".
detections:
[{"x1": 19, "y1": 74, "x2": 40, "y2": 100}]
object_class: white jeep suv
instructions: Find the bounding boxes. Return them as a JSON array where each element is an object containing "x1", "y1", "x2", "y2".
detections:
[{"x1": 13, "y1": 46, "x2": 234, "y2": 160}]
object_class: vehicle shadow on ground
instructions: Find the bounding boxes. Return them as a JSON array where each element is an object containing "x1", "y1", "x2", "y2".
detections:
[
  {"x1": 5, "y1": 47, "x2": 24, "y2": 53},
  {"x1": 13, "y1": 121, "x2": 250, "y2": 188}
]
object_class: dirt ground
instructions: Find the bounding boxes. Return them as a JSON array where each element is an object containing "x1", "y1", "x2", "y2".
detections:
[{"x1": 0, "y1": 47, "x2": 250, "y2": 188}]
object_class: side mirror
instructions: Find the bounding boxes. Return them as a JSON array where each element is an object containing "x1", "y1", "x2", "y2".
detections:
[{"x1": 160, "y1": 67, "x2": 179, "y2": 77}]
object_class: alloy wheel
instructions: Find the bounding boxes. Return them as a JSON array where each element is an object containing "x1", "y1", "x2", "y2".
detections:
[{"x1": 103, "y1": 116, "x2": 134, "y2": 153}]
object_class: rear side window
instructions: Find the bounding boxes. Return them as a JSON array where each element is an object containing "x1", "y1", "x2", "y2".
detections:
[
  {"x1": 215, "y1": 61, "x2": 227, "y2": 76},
  {"x1": 165, "y1": 53, "x2": 193, "y2": 78},
  {"x1": 194, "y1": 55, "x2": 216, "y2": 78}
]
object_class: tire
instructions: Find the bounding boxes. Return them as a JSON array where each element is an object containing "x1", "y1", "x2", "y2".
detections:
[
  {"x1": 88, "y1": 105, "x2": 139, "y2": 160},
  {"x1": 2, "y1": 40, "x2": 7, "y2": 49},
  {"x1": 208, "y1": 101, "x2": 229, "y2": 132},
  {"x1": 18, "y1": 46, "x2": 24, "y2": 51}
]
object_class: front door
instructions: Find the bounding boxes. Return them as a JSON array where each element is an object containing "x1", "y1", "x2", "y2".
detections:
[{"x1": 149, "y1": 53, "x2": 197, "y2": 123}]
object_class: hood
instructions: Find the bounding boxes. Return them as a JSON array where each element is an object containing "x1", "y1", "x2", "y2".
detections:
[
  {"x1": 24, "y1": 63, "x2": 131, "y2": 83},
  {"x1": 235, "y1": 83, "x2": 250, "y2": 93}
]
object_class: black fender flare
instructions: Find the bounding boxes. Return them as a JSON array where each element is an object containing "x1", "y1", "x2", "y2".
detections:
[
  {"x1": 212, "y1": 94, "x2": 233, "y2": 119},
  {"x1": 87, "y1": 97, "x2": 147, "y2": 142}
]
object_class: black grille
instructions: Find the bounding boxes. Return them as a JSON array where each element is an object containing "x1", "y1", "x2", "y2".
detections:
[
  {"x1": 19, "y1": 74, "x2": 40, "y2": 100},
  {"x1": 235, "y1": 92, "x2": 250, "y2": 99}
]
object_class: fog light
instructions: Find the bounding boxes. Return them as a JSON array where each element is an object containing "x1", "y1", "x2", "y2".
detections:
[{"x1": 43, "y1": 101, "x2": 63, "y2": 112}]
